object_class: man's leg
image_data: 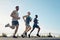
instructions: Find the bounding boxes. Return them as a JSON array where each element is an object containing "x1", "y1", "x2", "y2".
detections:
[
  {"x1": 5, "y1": 23, "x2": 15, "y2": 29},
  {"x1": 29, "y1": 28, "x2": 35, "y2": 35},
  {"x1": 25, "y1": 25, "x2": 31, "y2": 37},
  {"x1": 24, "y1": 26, "x2": 28, "y2": 37},
  {"x1": 28, "y1": 28, "x2": 35, "y2": 38},
  {"x1": 5, "y1": 23, "x2": 10, "y2": 27},
  {"x1": 26, "y1": 27, "x2": 31, "y2": 32},
  {"x1": 13, "y1": 25, "x2": 19, "y2": 37},
  {"x1": 23, "y1": 26, "x2": 31, "y2": 37},
  {"x1": 21, "y1": 26, "x2": 31, "y2": 37},
  {"x1": 10, "y1": 25, "x2": 15, "y2": 29},
  {"x1": 21, "y1": 26, "x2": 28, "y2": 38},
  {"x1": 37, "y1": 26, "x2": 40, "y2": 37},
  {"x1": 37, "y1": 27, "x2": 40, "y2": 34}
]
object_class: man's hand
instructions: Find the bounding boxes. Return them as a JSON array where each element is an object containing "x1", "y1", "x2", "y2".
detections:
[{"x1": 17, "y1": 17, "x2": 20, "y2": 20}]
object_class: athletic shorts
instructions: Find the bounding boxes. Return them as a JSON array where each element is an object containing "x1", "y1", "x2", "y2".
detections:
[
  {"x1": 25, "y1": 23, "x2": 30, "y2": 27},
  {"x1": 33, "y1": 24, "x2": 39, "y2": 28},
  {"x1": 12, "y1": 21, "x2": 19, "y2": 26}
]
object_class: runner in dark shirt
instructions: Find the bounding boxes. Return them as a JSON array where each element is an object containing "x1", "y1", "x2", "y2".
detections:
[{"x1": 28, "y1": 15, "x2": 40, "y2": 38}]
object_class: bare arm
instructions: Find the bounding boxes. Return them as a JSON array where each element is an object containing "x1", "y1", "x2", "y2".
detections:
[
  {"x1": 10, "y1": 11, "x2": 20, "y2": 19},
  {"x1": 23, "y1": 15, "x2": 27, "y2": 19},
  {"x1": 10, "y1": 11, "x2": 16, "y2": 18}
]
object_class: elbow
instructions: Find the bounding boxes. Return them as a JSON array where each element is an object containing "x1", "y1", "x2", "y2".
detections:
[{"x1": 10, "y1": 15, "x2": 13, "y2": 17}]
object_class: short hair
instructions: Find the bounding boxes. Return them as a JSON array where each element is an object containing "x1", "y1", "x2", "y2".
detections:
[
  {"x1": 35, "y1": 15, "x2": 38, "y2": 18},
  {"x1": 15, "y1": 6, "x2": 19, "y2": 8}
]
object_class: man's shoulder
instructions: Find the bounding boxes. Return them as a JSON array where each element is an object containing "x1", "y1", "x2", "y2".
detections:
[
  {"x1": 34, "y1": 18, "x2": 38, "y2": 20},
  {"x1": 13, "y1": 10, "x2": 16, "y2": 12},
  {"x1": 12, "y1": 10, "x2": 17, "y2": 14},
  {"x1": 34, "y1": 18, "x2": 36, "y2": 19}
]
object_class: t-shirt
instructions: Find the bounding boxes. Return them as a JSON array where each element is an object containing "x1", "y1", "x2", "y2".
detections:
[
  {"x1": 12, "y1": 10, "x2": 19, "y2": 21},
  {"x1": 26, "y1": 16, "x2": 32, "y2": 24},
  {"x1": 34, "y1": 18, "x2": 38, "y2": 25}
]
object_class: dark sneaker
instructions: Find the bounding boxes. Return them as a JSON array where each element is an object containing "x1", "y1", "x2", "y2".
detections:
[
  {"x1": 21, "y1": 35, "x2": 25, "y2": 38},
  {"x1": 25, "y1": 32, "x2": 27, "y2": 37},
  {"x1": 28, "y1": 34, "x2": 30, "y2": 38},
  {"x1": 5, "y1": 24, "x2": 10, "y2": 27},
  {"x1": 37, "y1": 34, "x2": 40, "y2": 37},
  {"x1": 21, "y1": 32, "x2": 27, "y2": 38},
  {"x1": 13, "y1": 36, "x2": 17, "y2": 38}
]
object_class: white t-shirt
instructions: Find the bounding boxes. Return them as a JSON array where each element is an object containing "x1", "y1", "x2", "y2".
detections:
[{"x1": 11, "y1": 10, "x2": 19, "y2": 21}]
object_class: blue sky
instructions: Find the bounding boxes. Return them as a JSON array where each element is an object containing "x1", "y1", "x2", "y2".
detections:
[{"x1": 0, "y1": 0, "x2": 60, "y2": 36}]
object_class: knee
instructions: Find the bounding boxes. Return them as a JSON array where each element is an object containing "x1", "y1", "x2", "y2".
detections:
[
  {"x1": 16, "y1": 25, "x2": 19, "y2": 29},
  {"x1": 29, "y1": 27, "x2": 31, "y2": 30}
]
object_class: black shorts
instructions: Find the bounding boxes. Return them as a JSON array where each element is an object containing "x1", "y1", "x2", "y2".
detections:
[
  {"x1": 33, "y1": 24, "x2": 39, "y2": 28},
  {"x1": 12, "y1": 21, "x2": 19, "y2": 26}
]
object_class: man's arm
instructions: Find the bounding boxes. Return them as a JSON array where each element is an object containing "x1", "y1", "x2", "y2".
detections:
[
  {"x1": 10, "y1": 11, "x2": 20, "y2": 19},
  {"x1": 30, "y1": 17, "x2": 32, "y2": 22},
  {"x1": 23, "y1": 15, "x2": 27, "y2": 19},
  {"x1": 10, "y1": 11, "x2": 16, "y2": 18}
]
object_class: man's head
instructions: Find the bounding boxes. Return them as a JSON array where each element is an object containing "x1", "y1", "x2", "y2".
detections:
[
  {"x1": 35, "y1": 15, "x2": 38, "y2": 18},
  {"x1": 27, "y1": 11, "x2": 31, "y2": 16},
  {"x1": 15, "y1": 6, "x2": 19, "y2": 11}
]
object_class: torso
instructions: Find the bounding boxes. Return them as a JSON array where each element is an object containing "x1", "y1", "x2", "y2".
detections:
[
  {"x1": 34, "y1": 18, "x2": 38, "y2": 25},
  {"x1": 26, "y1": 16, "x2": 31, "y2": 24},
  {"x1": 12, "y1": 10, "x2": 19, "y2": 21}
]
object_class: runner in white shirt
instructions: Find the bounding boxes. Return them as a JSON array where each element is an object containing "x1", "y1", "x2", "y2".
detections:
[{"x1": 5, "y1": 6, "x2": 20, "y2": 38}]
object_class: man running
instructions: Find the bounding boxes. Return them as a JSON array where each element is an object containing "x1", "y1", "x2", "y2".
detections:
[
  {"x1": 28, "y1": 15, "x2": 40, "y2": 38},
  {"x1": 21, "y1": 12, "x2": 32, "y2": 38},
  {"x1": 5, "y1": 6, "x2": 20, "y2": 38}
]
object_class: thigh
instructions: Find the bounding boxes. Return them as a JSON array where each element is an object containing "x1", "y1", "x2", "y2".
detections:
[
  {"x1": 33, "y1": 24, "x2": 40, "y2": 28},
  {"x1": 36, "y1": 25, "x2": 40, "y2": 29},
  {"x1": 26, "y1": 23, "x2": 30, "y2": 27},
  {"x1": 16, "y1": 25, "x2": 19, "y2": 29},
  {"x1": 32, "y1": 27, "x2": 35, "y2": 30},
  {"x1": 26, "y1": 25, "x2": 31, "y2": 30}
]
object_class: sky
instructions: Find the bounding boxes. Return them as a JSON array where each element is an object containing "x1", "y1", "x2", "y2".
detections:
[{"x1": 0, "y1": 0, "x2": 60, "y2": 36}]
